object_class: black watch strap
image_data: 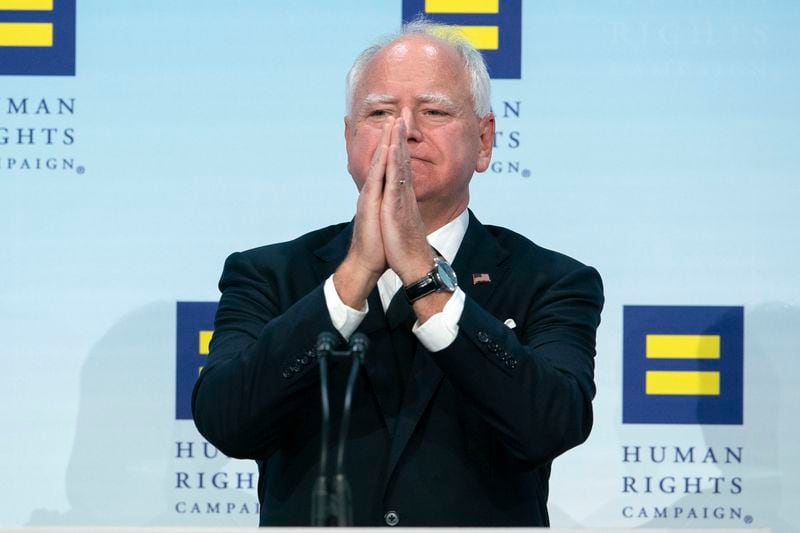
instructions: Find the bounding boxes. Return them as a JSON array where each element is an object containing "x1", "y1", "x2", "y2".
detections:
[
  {"x1": 403, "y1": 256, "x2": 457, "y2": 302},
  {"x1": 404, "y1": 273, "x2": 437, "y2": 302}
]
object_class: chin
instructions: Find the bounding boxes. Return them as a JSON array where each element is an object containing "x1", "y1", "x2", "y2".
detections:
[{"x1": 411, "y1": 186, "x2": 442, "y2": 205}]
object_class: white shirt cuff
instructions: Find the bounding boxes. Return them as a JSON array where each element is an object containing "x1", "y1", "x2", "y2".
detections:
[
  {"x1": 412, "y1": 287, "x2": 465, "y2": 352},
  {"x1": 323, "y1": 275, "x2": 368, "y2": 340}
]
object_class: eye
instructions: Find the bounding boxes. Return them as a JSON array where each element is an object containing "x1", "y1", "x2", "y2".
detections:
[
  {"x1": 424, "y1": 108, "x2": 449, "y2": 117},
  {"x1": 368, "y1": 109, "x2": 390, "y2": 118}
]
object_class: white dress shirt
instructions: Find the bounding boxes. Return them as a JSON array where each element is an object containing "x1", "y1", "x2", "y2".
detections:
[{"x1": 323, "y1": 209, "x2": 469, "y2": 352}]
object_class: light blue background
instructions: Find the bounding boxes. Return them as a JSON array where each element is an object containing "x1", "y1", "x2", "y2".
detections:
[{"x1": 1, "y1": 1, "x2": 798, "y2": 529}]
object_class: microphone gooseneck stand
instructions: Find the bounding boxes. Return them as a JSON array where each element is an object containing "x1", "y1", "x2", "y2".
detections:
[{"x1": 311, "y1": 332, "x2": 369, "y2": 527}]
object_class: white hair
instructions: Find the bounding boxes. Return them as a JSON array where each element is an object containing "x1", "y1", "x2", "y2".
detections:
[{"x1": 345, "y1": 18, "x2": 492, "y2": 118}]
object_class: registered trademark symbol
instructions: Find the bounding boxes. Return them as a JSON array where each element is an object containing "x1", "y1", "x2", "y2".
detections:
[
  {"x1": 76, "y1": 165, "x2": 85, "y2": 175},
  {"x1": 744, "y1": 515, "x2": 753, "y2": 524},
  {"x1": 521, "y1": 168, "x2": 531, "y2": 178}
]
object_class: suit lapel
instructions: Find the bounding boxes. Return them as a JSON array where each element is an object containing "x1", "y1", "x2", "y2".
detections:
[
  {"x1": 382, "y1": 211, "x2": 512, "y2": 494},
  {"x1": 452, "y1": 210, "x2": 511, "y2": 306},
  {"x1": 311, "y1": 222, "x2": 351, "y2": 281}
]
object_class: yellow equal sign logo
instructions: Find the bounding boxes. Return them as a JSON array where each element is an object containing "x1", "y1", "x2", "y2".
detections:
[
  {"x1": 197, "y1": 330, "x2": 213, "y2": 374},
  {"x1": 403, "y1": 0, "x2": 521, "y2": 78},
  {"x1": 425, "y1": 0, "x2": 498, "y2": 13},
  {"x1": 0, "y1": 0, "x2": 53, "y2": 47},
  {"x1": 426, "y1": 0, "x2": 499, "y2": 50},
  {"x1": 0, "y1": 0, "x2": 53, "y2": 8},
  {"x1": 645, "y1": 334, "x2": 721, "y2": 395}
]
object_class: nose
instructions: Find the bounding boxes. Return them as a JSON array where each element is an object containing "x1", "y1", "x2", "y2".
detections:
[{"x1": 400, "y1": 108, "x2": 422, "y2": 143}]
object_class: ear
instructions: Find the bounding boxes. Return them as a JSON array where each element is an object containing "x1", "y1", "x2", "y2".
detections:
[
  {"x1": 475, "y1": 113, "x2": 495, "y2": 173},
  {"x1": 344, "y1": 116, "x2": 352, "y2": 150},
  {"x1": 344, "y1": 116, "x2": 353, "y2": 174}
]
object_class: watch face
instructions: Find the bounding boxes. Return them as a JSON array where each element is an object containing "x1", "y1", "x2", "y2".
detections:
[{"x1": 435, "y1": 259, "x2": 458, "y2": 290}]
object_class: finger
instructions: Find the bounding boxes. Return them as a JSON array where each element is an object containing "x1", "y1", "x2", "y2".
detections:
[
  {"x1": 362, "y1": 119, "x2": 393, "y2": 195},
  {"x1": 397, "y1": 120, "x2": 410, "y2": 179},
  {"x1": 386, "y1": 118, "x2": 410, "y2": 191},
  {"x1": 397, "y1": 123, "x2": 413, "y2": 198},
  {"x1": 375, "y1": 118, "x2": 395, "y2": 165}
]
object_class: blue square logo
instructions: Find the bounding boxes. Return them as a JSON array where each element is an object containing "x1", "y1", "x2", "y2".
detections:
[
  {"x1": 0, "y1": 0, "x2": 76, "y2": 76},
  {"x1": 176, "y1": 302, "x2": 217, "y2": 420},
  {"x1": 623, "y1": 305, "x2": 744, "y2": 425},
  {"x1": 402, "y1": 0, "x2": 521, "y2": 79}
]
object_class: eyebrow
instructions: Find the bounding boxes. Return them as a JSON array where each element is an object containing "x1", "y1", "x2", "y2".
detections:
[
  {"x1": 416, "y1": 92, "x2": 457, "y2": 109},
  {"x1": 362, "y1": 94, "x2": 395, "y2": 106},
  {"x1": 360, "y1": 92, "x2": 458, "y2": 110}
]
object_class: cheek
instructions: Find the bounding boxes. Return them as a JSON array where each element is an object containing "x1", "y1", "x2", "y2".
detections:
[
  {"x1": 347, "y1": 128, "x2": 381, "y2": 172},
  {"x1": 453, "y1": 130, "x2": 482, "y2": 170},
  {"x1": 351, "y1": 173, "x2": 366, "y2": 192},
  {"x1": 438, "y1": 126, "x2": 478, "y2": 160}
]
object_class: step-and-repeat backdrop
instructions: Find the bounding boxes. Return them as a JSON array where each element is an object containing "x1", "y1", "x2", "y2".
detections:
[{"x1": 2, "y1": 1, "x2": 798, "y2": 530}]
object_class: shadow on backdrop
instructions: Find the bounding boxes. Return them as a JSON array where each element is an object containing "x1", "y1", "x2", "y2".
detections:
[{"x1": 27, "y1": 301, "x2": 258, "y2": 526}]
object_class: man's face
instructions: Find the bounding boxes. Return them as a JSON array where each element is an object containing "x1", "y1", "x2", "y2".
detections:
[{"x1": 345, "y1": 36, "x2": 494, "y2": 213}]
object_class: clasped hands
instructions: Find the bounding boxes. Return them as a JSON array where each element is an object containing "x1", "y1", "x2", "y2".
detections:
[{"x1": 335, "y1": 117, "x2": 448, "y2": 320}]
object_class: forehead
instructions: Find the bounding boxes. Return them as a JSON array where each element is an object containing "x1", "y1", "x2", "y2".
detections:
[{"x1": 357, "y1": 36, "x2": 469, "y2": 97}]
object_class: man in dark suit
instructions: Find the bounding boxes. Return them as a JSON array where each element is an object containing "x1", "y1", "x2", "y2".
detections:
[{"x1": 192, "y1": 20, "x2": 603, "y2": 527}]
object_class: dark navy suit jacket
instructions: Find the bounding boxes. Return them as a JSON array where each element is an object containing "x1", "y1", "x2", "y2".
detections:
[{"x1": 192, "y1": 211, "x2": 604, "y2": 526}]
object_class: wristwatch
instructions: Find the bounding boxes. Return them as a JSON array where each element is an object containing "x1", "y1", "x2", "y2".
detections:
[{"x1": 403, "y1": 256, "x2": 458, "y2": 302}]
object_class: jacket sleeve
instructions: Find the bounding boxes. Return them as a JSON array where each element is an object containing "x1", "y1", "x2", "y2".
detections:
[
  {"x1": 191, "y1": 251, "x2": 340, "y2": 459},
  {"x1": 429, "y1": 264, "x2": 603, "y2": 468}
]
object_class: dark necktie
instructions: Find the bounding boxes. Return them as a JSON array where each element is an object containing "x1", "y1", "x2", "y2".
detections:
[{"x1": 385, "y1": 289, "x2": 418, "y2": 399}]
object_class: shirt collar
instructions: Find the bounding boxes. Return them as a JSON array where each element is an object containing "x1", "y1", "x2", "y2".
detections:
[
  {"x1": 376, "y1": 208, "x2": 469, "y2": 310},
  {"x1": 426, "y1": 208, "x2": 469, "y2": 264}
]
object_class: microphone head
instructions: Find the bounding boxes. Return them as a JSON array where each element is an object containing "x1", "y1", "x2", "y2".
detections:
[
  {"x1": 349, "y1": 333, "x2": 369, "y2": 354},
  {"x1": 316, "y1": 331, "x2": 339, "y2": 355}
]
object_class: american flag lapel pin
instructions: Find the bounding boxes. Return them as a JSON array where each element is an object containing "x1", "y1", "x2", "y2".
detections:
[{"x1": 472, "y1": 273, "x2": 491, "y2": 285}]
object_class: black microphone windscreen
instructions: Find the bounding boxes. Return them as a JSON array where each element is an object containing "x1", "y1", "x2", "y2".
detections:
[
  {"x1": 316, "y1": 331, "x2": 338, "y2": 355},
  {"x1": 349, "y1": 333, "x2": 369, "y2": 354}
]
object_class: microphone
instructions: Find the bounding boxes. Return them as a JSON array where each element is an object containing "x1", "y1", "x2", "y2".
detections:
[
  {"x1": 312, "y1": 331, "x2": 336, "y2": 526},
  {"x1": 331, "y1": 334, "x2": 371, "y2": 526},
  {"x1": 349, "y1": 333, "x2": 369, "y2": 361},
  {"x1": 316, "y1": 331, "x2": 338, "y2": 357},
  {"x1": 311, "y1": 330, "x2": 369, "y2": 526}
]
